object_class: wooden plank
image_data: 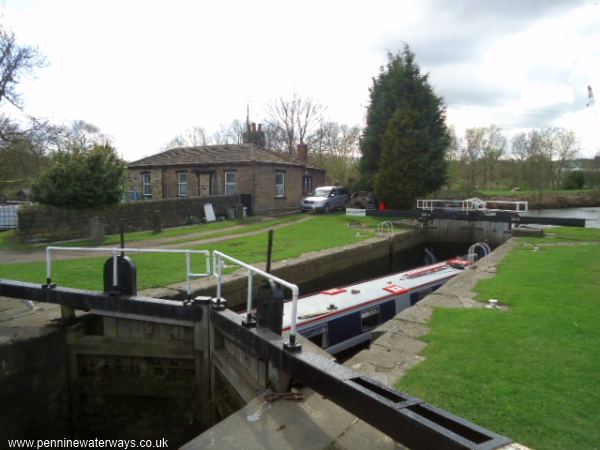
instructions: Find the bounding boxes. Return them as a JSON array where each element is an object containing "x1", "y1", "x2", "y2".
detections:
[
  {"x1": 212, "y1": 349, "x2": 263, "y2": 403},
  {"x1": 69, "y1": 335, "x2": 196, "y2": 359},
  {"x1": 115, "y1": 317, "x2": 132, "y2": 339},
  {"x1": 74, "y1": 377, "x2": 196, "y2": 398},
  {"x1": 103, "y1": 317, "x2": 117, "y2": 338}
]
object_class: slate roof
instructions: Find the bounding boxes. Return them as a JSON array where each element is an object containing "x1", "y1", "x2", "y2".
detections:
[{"x1": 128, "y1": 144, "x2": 323, "y2": 170}]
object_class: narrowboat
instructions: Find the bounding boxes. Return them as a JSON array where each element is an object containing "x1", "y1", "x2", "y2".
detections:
[{"x1": 281, "y1": 258, "x2": 470, "y2": 354}]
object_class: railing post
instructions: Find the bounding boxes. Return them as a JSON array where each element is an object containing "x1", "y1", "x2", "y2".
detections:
[
  {"x1": 45, "y1": 247, "x2": 52, "y2": 286},
  {"x1": 284, "y1": 286, "x2": 301, "y2": 352},
  {"x1": 112, "y1": 249, "x2": 118, "y2": 289},
  {"x1": 216, "y1": 254, "x2": 222, "y2": 306},
  {"x1": 243, "y1": 270, "x2": 256, "y2": 327},
  {"x1": 186, "y1": 252, "x2": 192, "y2": 300}
]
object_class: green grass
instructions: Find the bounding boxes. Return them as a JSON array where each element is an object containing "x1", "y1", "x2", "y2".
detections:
[
  {"x1": 396, "y1": 242, "x2": 600, "y2": 450},
  {"x1": 0, "y1": 213, "x2": 384, "y2": 291},
  {"x1": 60, "y1": 216, "x2": 268, "y2": 247},
  {"x1": 164, "y1": 214, "x2": 307, "y2": 245},
  {"x1": 517, "y1": 226, "x2": 600, "y2": 244},
  {"x1": 0, "y1": 230, "x2": 30, "y2": 250},
  {"x1": 0, "y1": 214, "x2": 301, "y2": 250}
]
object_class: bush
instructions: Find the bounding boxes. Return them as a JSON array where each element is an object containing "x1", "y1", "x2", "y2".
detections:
[
  {"x1": 32, "y1": 144, "x2": 125, "y2": 209},
  {"x1": 562, "y1": 171, "x2": 585, "y2": 190}
]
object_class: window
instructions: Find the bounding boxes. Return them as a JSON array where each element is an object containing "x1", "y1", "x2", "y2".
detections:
[
  {"x1": 142, "y1": 173, "x2": 152, "y2": 198},
  {"x1": 303, "y1": 176, "x2": 313, "y2": 194},
  {"x1": 275, "y1": 171, "x2": 285, "y2": 198},
  {"x1": 361, "y1": 307, "x2": 380, "y2": 330},
  {"x1": 224, "y1": 171, "x2": 236, "y2": 195},
  {"x1": 178, "y1": 172, "x2": 188, "y2": 196}
]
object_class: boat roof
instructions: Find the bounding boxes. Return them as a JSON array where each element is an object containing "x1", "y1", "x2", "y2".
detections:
[{"x1": 281, "y1": 260, "x2": 465, "y2": 330}]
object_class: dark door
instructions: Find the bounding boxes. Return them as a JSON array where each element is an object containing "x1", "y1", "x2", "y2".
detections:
[{"x1": 240, "y1": 194, "x2": 253, "y2": 216}]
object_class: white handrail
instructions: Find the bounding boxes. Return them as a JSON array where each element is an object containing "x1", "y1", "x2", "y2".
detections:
[
  {"x1": 467, "y1": 242, "x2": 491, "y2": 264},
  {"x1": 417, "y1": 198, "x2": 528, "y2": 213},
  {"x1": 45, "y1": 246, "x2": 211, "y2": 298},
  {"x1": 213, "y1": 250, "x2": 301, "y2": 350},
  {"x1": 376, "y1": 221, "x2": 394, "y2": 234}
]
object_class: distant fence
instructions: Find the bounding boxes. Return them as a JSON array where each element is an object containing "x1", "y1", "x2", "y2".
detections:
[
  {"x1": 17, "y1": 195, "x2": 240, "y2": 243},
  {"x1": 0, "y1": 204, "x2": 20, "y2": 230}
]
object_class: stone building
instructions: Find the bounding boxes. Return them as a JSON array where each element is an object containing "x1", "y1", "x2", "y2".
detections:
[{"x1": 126, "y1": 143, "x2": 325, "y2": 214}]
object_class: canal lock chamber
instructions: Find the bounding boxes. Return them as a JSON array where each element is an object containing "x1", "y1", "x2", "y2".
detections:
[{"x1": 0, "y1": 236, "x2": 493, "y2": 446}]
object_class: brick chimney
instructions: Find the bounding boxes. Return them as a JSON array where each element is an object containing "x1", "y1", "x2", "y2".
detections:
[{"x1": 297, "y1": 143, "x2": 308, "y2": 162}]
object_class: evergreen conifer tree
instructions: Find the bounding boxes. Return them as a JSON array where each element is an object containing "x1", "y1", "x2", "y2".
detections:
[{"x1": 359, "y1": 46, "x2": 449, "y2": 208}]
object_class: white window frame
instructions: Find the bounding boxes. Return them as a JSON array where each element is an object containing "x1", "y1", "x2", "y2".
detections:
[
  {"x1": 142, "y1": 173, "x2": 152, "y2": 198},
  {"x1": 224, "y1": 171, "x2": 237, "y2": 195},
  {"x1": 178, "y1": 172, "x2": 188, "y2": 196},
  {"x1": 275, "y1": 171, "x2": 285, "y2": 198}
]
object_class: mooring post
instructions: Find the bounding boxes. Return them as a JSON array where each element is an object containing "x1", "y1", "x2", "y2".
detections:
[{"x1": 60, "y1": 304, "x2": 76, "y2": 322}]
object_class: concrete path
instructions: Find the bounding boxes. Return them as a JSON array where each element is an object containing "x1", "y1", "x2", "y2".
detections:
[
  {"x1": 0, "y1": 296, "x2": 63, "y2": 345},
  {"x1": 0, "y1": 216, "x2": 313, "y2": 264}
]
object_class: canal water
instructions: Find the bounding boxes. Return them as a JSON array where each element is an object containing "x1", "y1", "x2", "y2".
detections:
[{"x1": 524, "y1": 207, "x2": 600, "y2": 228}]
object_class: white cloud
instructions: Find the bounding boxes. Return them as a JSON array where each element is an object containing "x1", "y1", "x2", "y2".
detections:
[{"x1": 1, "y1": 0, "x2": 599, "y2": 159}]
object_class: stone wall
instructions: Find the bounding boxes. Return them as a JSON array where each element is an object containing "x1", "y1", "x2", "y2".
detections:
[
  {"x1": 425, "y1": 219, "x2": 511, "y2": 247},
  {"x1": 0, "y1": 326, "x2": 70, "y2": 441},
  {"x1": 17, "y1": 195, "x2": 239, "y2": 243}
]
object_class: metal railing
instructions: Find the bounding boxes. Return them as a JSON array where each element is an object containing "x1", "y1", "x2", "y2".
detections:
[
  {"x1": 376, "y1": 221, "x2": 394, "y2": 234},
  {"x1": 467, "y1": 242, "x2": 492, "y2": 265},
  {"x1": 213, "y1": 250, "x2": 301, "y2": 351},
  {"x1": 45, "y1": 246, "x2": 211, "y2": 298},
  {"x1": 44, "y1": 247, "x2": 301, "y2": 349},
  {"x1": 417, "y1": 198, "x2": 528, "y2": 213}
]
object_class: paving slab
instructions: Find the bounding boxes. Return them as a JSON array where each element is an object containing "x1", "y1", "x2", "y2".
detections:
[
  {"x1": 376, "y1": 318, "x2": 430, "y2": 338},
  {"x1": 181, "y1": 389, "x2": 360, "y2": 450},
  {"x1": 0, "y1": 296, "x2": 64, "y2": 345}
]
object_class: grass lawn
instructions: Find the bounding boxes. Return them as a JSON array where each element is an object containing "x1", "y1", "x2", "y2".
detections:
[
  {"x1": 0, "y1": 214, "x2": 302, "y2": 251},
  {"x1": 396, "y1": 232, "x2": 600, "y2": 450},
  {"x1": 0, "y1": 230, "x2": 30, "y2": 250},
  {"x1": 0, "y1": 213, "x2": 384, "y2": 291},
  {"x1": 518, "y1": 226, "x2": 600, "y2": 244},
  {"x1": 59, "y1": 215, "x2": 283, "y2": 247}
]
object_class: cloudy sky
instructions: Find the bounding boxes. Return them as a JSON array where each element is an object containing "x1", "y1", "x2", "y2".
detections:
[{"x1": 2, "y1": 0, "x2": 599, "y2": 160}]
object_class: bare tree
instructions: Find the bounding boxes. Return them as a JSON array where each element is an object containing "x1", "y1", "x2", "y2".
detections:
[
  {"x1": 48, "y1": 120, "x2": 111, "y2": 152},
  {"x1": 480, "y1": 125, "x2": 506, "y2": 189},
  {"x1": 460, "y1": 128, "x2": 485, "y2": 194},
  {"x1": 0, "y1": 119, "x2": 49, "y2": 193},
  {"x1": 0, "y1": 26, "x2": 45, "y2": 110},
  {"x1": 213, "y1": 119, "x2": 244, "y2": 145},
  {"x1": 509, "y1": 127, "x2": 579, "y2": 190},
  {"x1": 308, "y1": 121, "x2": 360, "y2": 184},
  {"x1": 0, "y1": 25, "x2": 45, "y2": 148},
  {"x1": 552, "y1": 129, "x2": 579, "y2": 188},
  {"x1": 445, "y1": 126, "x2": 462, "y2": 190},
  {"x1": 455, "y1": 126, "x2": 507, "y2": 192},
  {"x1": 265, "y1": 93, "x2": 325, "y2": 155},
  {"x1": 165, "y1": 126, "x2": 211, "y2": 149}
]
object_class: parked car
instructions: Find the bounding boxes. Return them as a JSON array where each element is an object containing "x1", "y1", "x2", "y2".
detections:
[{"x1": 300, "y1": 186, "x2": 350, "y2": 213}]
